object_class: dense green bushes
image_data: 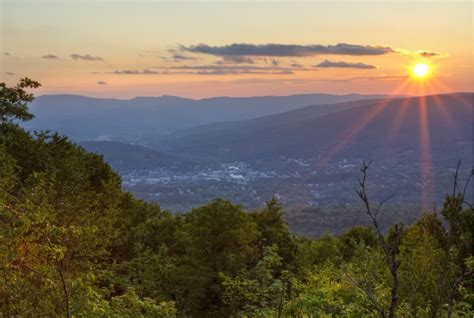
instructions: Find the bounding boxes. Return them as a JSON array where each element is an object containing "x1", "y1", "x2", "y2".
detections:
[{"x1": 1, "y1": 80, "x2": 473, "y2": 317}]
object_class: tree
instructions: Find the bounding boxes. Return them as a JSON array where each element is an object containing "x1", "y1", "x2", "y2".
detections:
[
  {"x1": 220, "y1": 245, "x2": 288, "y2": 317},
  {"x1": 175, "y1": 199, "x2": 259, "y2": 316},
  {"x1": 441, "y1": 162, "x2": 474, "y2": 317},
  {"x1": 0, "y1": 79, "x2": 136, "y2": 316},
  {"x1": 398, "y1": 213, "x2": 446, "y2": 316},
  {"x1": 0, "y1": 145, "x2": 16, "y2": 200},
  {"x1": 250, "y1": 198, "x2": 297, "y2": 269},
  {"x1": 2, "y1": 77, "x2": 473, "y2": 317},
  {"x1": 355, "y1": 161, "x2": 403, "y2": 318},
  {"x1": 0, "y1": 78, "x2": 40, "y2": 125},
  {"x1": 338, "y1": 226, "x2": 377, "y2": 261}
]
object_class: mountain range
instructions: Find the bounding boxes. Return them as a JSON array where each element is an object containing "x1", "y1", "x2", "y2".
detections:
[
  {"x1": 25, "y1": 93, "x2": 394, "y2": 141},
  {"x1": 31, "y1": 92, "x2": 472, "y2": 210},
  {"x1": 152, "y1": 93, "x2": 472, "y2": 162}
]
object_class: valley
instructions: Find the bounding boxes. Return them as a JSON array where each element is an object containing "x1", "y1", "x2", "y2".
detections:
[{"x1": 75, "y1": 93, "x2": 472, "y2": 216}]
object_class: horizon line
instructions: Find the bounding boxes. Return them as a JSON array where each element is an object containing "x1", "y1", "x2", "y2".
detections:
[{"x1": 34, "y1": 91, "x2": 474, "y2": 102}]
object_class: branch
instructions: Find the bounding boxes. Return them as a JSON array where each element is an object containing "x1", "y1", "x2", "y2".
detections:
[
  {"x1": 344, "y1": 270, "x2": 387, "y2": 318},
  {"x1": 355, "y1": 161, "x2": 400, "y2": 318},
  {"x1": 447, "y1": 269, "x2": 474, "y2": 318},
  {"x1": 374, "y1": 194, "x2": 396, "y2": 217},
  {"x1": 452, "y1": 160, "x2": 461, "y2": 197},
  {"x1": 355, "y1": 161, "x2": 390, "y2": 255},
  {"x1": 461, "y1": 168, "x2": 473, "y2": 204}
]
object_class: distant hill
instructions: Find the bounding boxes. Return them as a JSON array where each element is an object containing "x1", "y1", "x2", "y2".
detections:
[
  {"x1": 79, "y1": 141, "x2": 183, "y2": 172},
  {"x1": 25, "y1": 93, "x2": 396, "y2": 141},
  {"x1": 76, "y1": 93, "x2": 472, "y2": 211},
  {"x1": 153, "y1": 93, "x2": 473, "y2": 161}
]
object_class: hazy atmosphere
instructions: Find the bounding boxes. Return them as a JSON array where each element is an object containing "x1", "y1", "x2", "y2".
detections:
[
  {"x1": 1, "y1": 1, "x2": 473, "y2": 317},
  {"x1": 1, "y1": 1, "x2": 472, "y2": 97}
]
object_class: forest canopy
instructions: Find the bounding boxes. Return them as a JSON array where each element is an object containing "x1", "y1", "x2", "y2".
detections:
[{"x1": 0, "y1": 79, "x2": 473, "y2": 317}]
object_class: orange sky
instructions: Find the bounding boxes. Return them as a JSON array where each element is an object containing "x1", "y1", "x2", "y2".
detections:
[{"x1": 1, "y1": 1, "x2": 472, "y2": 98}]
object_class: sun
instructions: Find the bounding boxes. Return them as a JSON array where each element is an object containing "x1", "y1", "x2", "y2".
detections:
[{"x1": 412, "y1": 63, "x2": 430, "y2": 78}]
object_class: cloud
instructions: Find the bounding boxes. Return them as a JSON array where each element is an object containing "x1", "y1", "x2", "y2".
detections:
[
  {"x1": 314, "y1": 59, "x2": 377, "y2": 69},
  {"x1": 290, "y1": 60, "x2": 303, "y2": 68},
  {"x1": 154, "y1": 64, "x2": 306, "y2": 75},
  {"x1": 416, "y1": 50, "x2": 449, "y2": 58},
  {"x1": 217, "y1": 56, "x2": 255, "y2": 64},
  {"x1": 328, "y1": 74, "x2": 406, "y2": 83},
  {"x1": 5, "y1": 72, "x2": 15, "y2": 76},
  {"x1": 4, "y1": 52, "x2": 10, "y2": 56},
  {"x1": 42, "y1": 54, "x2": 60, "y2": 60},
  {"x1": 97, "y1": 81, "x2": 107, "y2": 85},
  {"x1": 196, "y1": 69, "x2": 293, "y2": 75},
  {"x1": 109, "y1": 63, "x2": 312, "y2": 76},
  {"x1": 229, "y1": 77, "x2": 298, "y2": 85},
  {"x1": 181, "y1": 43, "x2": 394, "y2": 57},
  {"x1": 167, "y1": 49, "x2": 197, "y2": 62},
  {"x1": 172, "y1": 53, "x2": 197, "y2": 61},
  {"x1": 70, "y1": 53, "x2": 104, "y2": 61},
  {"x1": 220, "y1": 73, "x2": 407, "y2": 87},
  {"x1": 113, "y1": 69, "x2": 160, "y2": 75},
  {"x1": 396, "y1": 49, "x2": 449, "y2": 59}
]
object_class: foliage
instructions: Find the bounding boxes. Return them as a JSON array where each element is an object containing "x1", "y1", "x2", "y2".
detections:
[
  {"x1": 0, "y1": 77, "x2": 40, "y2": 124},
  {"x1": 0, "y1": 79, "x2": 473, "y2": 317}
]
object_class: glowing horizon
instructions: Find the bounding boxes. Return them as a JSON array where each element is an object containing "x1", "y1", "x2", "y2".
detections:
[{"x1": 1, "y1": 1, "x2": 472, "y2": 98}]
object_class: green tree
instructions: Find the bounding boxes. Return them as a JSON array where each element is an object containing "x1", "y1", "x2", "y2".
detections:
[
  {"x1": 251, "y1": 198, "x2": 297, "y2": 270},
  {"x1": 107, "y1": 288, "x2": 176, "y2": 318},
  {"x1": 0, "y1": 78, "x2": 40, "y2": 125},
  {"x1": 0, "y1": 79, "x2": 143, "y2": 316},
  {"x1": 175, "y1": 199, "x2": 259, "y2": 316},
  {"x1": 221, "y1": 245, "x2": 289, "y2": 317}
]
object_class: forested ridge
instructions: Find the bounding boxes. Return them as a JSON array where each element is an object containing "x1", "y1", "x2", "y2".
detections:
[{"x1": 1, "y1": 79, "x2": 473, "y2": 317}]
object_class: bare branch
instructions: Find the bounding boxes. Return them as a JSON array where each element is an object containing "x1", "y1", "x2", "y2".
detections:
[
  {"x1": 375, "y1": 194, "x2": 395, "y2": 217},
  {"x1": 344, "y1": 270, "x2": 387, "y2": 318},
  {"x1": 461, "y1": 168, "x2": 473, "y2": 204},
  {"x1": 355, "y1": 162, "x2": 400, "y2": 318},
  {"x1": 452, "y1": 160, "x2": 461, "y2": 197}
]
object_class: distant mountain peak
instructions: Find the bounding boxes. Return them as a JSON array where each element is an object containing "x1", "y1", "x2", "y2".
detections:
[{"x1": 130, "y1": 95, "x2": 194, "y2": 103}]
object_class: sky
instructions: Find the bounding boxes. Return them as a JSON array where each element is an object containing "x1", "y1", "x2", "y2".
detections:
[{"x1": 1, "y1": 0, "x2": 472, "y2": 98}]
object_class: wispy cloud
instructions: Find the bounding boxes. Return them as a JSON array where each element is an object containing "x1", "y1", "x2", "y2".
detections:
[
  {"x1": 396, "y1": 49, "x2": 449, "y2": 59},
  {"x1": 153, "y1": 64, "x2": 309, "y2": 75},
  {"x1": 231, "y1": 74, "x2": 405, "y2": 86},
  {"x1": 181, "y1": 43, "x2": 394, "y2": 57},
  {"x1": 329, "y1": 74, "x2": 405, "y2": 82},
  {"x1": 107, "y1": 64, "x2": 309, "y2": 76},
  {"x1": 42, "y1": 54, "x2": 60, "y2": 60},
  {"x1": 290, "y1": 60, "x2": 303, "y2": 68},
  {"x1": 5, "y1": 72, "x2": 15, "y2": 76},
  {"x1": 416, "y1": 50, "x2": 449, "y2": 58},
  {"x1": 97, "y1": 80, "x2": 107, "y2": 85},
  {"x1": 215, "y1": 56, "x2": 255, "y2": 64},
  {"x1": 70, "y1": 53, "x2": 104, "y2": 61},
  {"x1": 166, "y1": 49, "x2": 197, "y2": 62},
  {"x1": 113, "y1": 69, "x2": 160, "y2": 75},
  {"x1": 314, "y1": 59, "x2": 377, "y2": 69},
  {"x1": 172, "y1": 53, "x2": 197, "y2": 61},
  {"x1": 196, "y1": 69, "x2": 293, "y2": 75}
]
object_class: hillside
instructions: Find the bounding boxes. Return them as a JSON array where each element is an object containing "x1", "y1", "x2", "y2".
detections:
[
  {"x1": 79, "y1": 141, "x2": 185, "y2": 172},
  {"x1": 25, "y1": 93, "x2": 394, "y2": 141},
  {"x1": 153, "y1": 93, "x2": 473, "y2": 161},
  {"x1": 79, "y1": 93, "x2": 472, "y2": 211}
]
